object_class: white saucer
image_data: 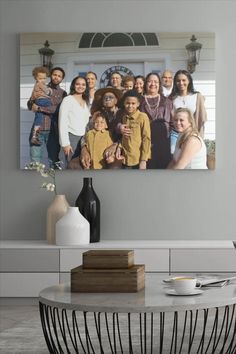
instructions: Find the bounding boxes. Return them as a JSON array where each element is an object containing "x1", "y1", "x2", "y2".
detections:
[{"x1": 165, "y1": 289, "x2": 203, "y2": 296}]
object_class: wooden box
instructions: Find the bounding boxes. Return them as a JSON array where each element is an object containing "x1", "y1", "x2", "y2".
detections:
[
  {"x1": 71, "y1": 264, "x2": 145, "y2": 292},
  {"x1": 82, "y1": 250, "x2": 134, "y2": 269}
]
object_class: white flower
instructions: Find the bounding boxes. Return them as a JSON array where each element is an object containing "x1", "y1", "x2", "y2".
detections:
[
  {"x1": 25, "y1": 161, "x2": 62, "y2": 195},
  {"x1": 46, "y1": 183, "x2": 55, "y2": 192},
  {"x1": 40, "y1": 170, "x2": 49, "y2": 178}
]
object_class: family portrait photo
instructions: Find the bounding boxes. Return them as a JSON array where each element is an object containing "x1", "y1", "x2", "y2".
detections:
[{"x1": 20, "y1": 32, "x2": 215, "y2": 170}]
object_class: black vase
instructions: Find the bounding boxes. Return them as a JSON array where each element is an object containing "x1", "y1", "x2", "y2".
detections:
[{"x1": 75, "y1": 178, "x2": 100, "y2": 243}]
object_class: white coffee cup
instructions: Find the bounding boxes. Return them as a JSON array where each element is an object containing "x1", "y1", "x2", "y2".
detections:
[{"x1": 172, "y1": 277, "x2": 199, "y2": 295}]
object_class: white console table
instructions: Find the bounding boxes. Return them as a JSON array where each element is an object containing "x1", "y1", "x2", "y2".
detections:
[{"x1": 0, "y1": 240, "x2": 235, "y2": 297}]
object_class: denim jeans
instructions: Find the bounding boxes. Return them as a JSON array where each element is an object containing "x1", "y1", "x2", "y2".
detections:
[
  {"x1": 30, "y1": 130, "x2": 51, "y2": 164},
  {"x1": 170, "y1": 129, "x2": 179, "y2": 154},
  {"x1": 34, "y1": 98, "x2": 51, "y2": 126}
]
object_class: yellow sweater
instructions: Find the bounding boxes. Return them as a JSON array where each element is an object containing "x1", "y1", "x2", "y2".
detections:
[
  {"x1": 85, "y1": 129, "x2": 113, "y2": 169},
  {"x1": 121, "y1": 110, "x2": 151, "y2": 166}
]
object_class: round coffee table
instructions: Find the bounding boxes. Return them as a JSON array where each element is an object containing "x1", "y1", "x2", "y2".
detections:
[{"x1": 39, "y1": 274, "x2": 236, "y2": 353}]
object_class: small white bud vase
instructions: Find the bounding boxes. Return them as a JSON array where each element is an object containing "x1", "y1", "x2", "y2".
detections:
[
  {"x1": 55, "y1": 207, "x2": 90, "y2": 246},
  {"x1": 46, "y1": 195, "x2": 69, "y2": 244}
]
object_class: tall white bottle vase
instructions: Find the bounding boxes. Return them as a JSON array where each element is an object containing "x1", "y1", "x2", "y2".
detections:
[
  {"x1": 56, "y1": 207, "x2": 90, "y2": 246},
  {"x1": 46, "y1": 195, "x2": 70, "y2": 244}
]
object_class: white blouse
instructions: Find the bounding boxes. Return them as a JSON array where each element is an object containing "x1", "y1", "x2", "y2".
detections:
[
  {"x1": 173, "y1": 135, "x2": 208, "y2": 169},
  {"x1": 59, "y1": 95, "x2": 90, "y2": 147},
  {"x1": 173, "y1": 93, "x2": 198, "y2": 114}
]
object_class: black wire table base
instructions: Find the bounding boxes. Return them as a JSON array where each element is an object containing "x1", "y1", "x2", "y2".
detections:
[{"x1": 39, "y1": 302, "x2": 236, "y2": 354}]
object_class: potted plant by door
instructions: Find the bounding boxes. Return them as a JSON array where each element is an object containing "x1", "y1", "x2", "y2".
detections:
[{"x1": 204, "y1": 139, "x2": 215, "y2": 170}]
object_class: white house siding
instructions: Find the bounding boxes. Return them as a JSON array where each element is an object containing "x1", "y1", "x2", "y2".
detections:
[{"x1": 20, "y1": 32, "x2": 215, "y2": 168}]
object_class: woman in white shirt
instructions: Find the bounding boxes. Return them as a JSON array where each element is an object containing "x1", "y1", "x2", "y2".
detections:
[
  {"x1": 169, "y1": 70, "x2": 207, "y2": 154},
  {"x1": 59, "y1": 76, "x2": 90, "y2": 165},
  {"x1": 168, "y1": 107, "x2": 208, "y2": 169}
]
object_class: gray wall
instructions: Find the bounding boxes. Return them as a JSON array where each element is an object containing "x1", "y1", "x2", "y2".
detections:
[{"x1": 0, "y1": 0, "x2": 235, "y2": 241}]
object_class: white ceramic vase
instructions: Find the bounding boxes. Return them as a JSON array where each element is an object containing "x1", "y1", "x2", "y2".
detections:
[
  {"x1": 46, "y1": 195, "x2": 70, "y2": 244},
  {"x1": 55, "y1": 207, "x2": 90, "y2": 246}
]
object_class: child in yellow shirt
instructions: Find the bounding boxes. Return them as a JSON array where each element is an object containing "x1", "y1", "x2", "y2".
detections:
[
  {"x1": 83, "y1": 111, "x2": 114, "y2": 169},
  {"x1": 120, "y1": 90, "x2": 151, "y2": 169}
]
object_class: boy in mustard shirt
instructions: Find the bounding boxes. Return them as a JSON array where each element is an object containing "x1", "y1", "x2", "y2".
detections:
[{"x1": 119, "y1": 90, "x2": 151, "y2": 169}]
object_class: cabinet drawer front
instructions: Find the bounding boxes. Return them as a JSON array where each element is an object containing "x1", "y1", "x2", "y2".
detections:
[
  {"x1": 0, "y1": 273, "x2": 59, "y2": 297},
  {"x1": 0, "y1": 249, "x2": 59, "y2": 271},
  {"x1": 60, "y1": 249, "x2": 89, "y2": 271},
  {"x1": 171, "y1": 249, "x2": 236, "y2": 272},
  {"x1": 60, "y1": 249, "x2": 169, "y2": 272},
  {"x1": 60, "y1": 272, "x2": 70, "y2": 284},
  {"x1": 134, "y1": 249, "x2": 169, "y2": 271}
]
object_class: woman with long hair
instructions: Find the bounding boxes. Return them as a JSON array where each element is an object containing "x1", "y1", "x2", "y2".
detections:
[
  {"x1": 86, "y1": 71, "x2": 97, "y2": 108},
  {"x1": 134, "y1": 75, "x2": 145, "y2": 95},
  {"x1": 139, "y1": 72, "x2": 173, "y2": 169},
  {"x1": 168, "y1": 107, "x2": 207, "y2": 169},
  {"x1": 169, "y1": 69, "x2": 207, "y2": 153},
  {"x1": 59, "y1": 76, "x2": 90, "y2": 165}
]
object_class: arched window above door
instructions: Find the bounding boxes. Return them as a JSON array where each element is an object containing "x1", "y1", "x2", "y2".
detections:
[{"x1": 79, "y1": 32, "x2": 159, "y2": 48}]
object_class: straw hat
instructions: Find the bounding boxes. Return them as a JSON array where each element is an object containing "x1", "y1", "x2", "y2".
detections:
[{"x1": 94, "y1": 86, "x2": 123, "y2": 102}]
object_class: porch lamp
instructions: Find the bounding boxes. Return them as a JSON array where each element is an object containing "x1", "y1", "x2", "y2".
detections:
[
  {"x1": 38, "y1": 40, "x2": 55, "y2": 71},
  {"x1": 185, "y1": 35, "x2": 202, "y2": 74}
]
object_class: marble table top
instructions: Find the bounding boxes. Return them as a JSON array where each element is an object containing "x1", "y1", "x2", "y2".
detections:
[{"x1": 39, "y1": 274, "x2": 236, "y2": 313}]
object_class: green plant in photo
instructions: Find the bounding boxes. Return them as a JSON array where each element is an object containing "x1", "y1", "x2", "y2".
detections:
[{"x1": 204, "y1": 139, "x2": 215, "y2": 157}]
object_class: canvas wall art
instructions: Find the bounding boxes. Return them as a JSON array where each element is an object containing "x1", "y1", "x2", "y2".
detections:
[{"x1": 20, "y1": 32, "x2": 215, "y2": 170}]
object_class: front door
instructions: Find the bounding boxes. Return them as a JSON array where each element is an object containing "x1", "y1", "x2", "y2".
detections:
[{"x1": 73, "y1": 61, "x2": 164, "y2": 89}]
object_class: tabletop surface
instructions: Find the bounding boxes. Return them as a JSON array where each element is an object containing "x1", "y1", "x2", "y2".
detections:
[
  {"x1": 39, "y1": 274, "x2": 236, "y2": 313},
  {"x1": 1, "y1": 240, "x2": 234, "y2": 249}
]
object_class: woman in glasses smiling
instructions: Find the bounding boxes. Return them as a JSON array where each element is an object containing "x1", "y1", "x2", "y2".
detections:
[
  {"x1": 139, "y1": 72, "x2": 173, "y2": 169},
  {"x1": 90, "y1": 87, "x2": 123, "y2": 141}
]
